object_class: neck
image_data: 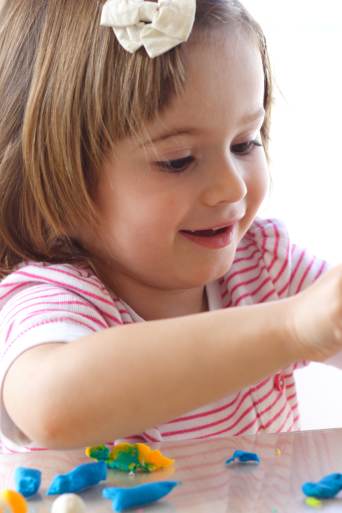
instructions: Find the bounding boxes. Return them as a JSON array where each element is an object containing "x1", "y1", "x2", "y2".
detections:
[{"x1": 91, "y1": 262, "x2": 208, "y2": 321}]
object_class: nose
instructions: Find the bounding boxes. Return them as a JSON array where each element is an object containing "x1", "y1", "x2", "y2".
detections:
[{"x1": 200, "y1": 155, "x2": 247, "y2": 207}]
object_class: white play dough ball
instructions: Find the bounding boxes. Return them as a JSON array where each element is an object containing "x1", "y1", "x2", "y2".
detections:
[{"x1": 51, "y1": 494, "x2": 86, "y2": 513}]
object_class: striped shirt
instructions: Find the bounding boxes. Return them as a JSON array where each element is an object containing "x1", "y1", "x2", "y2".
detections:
[{"x1": 0, "y1": 218, "x2": 329, "y2": 453}]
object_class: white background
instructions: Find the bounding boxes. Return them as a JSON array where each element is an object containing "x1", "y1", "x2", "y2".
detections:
[{"x1": 243, "y1": 1, "x2": 342, "y2": 429}]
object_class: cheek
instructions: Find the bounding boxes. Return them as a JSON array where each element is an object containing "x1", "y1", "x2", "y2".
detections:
[
  {"x1": 107, "y1": 196, "x2": 181, "y2": 245},
  {"x1": 247, "y1": 159, "x2": 270, "y2": 205}
]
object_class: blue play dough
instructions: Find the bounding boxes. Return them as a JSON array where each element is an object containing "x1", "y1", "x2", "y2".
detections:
[
  {"x1": 14, "y1": 467, "x2": 42, "y2": 497},
  {"x1": 102, "y1": 480, "x2": 180, "y2": 512},
  {"x1": 225, "y1": 450, "x2": 260, "y2": 465},
  {"x1": 302, "y1": 473, "x2": 342, "y2": 499},
  {"x1": 47, "y1": 461, "x2": 107, "y2": 495}
]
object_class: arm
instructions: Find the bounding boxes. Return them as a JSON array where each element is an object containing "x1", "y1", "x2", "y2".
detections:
[
  {"x1": 3, "y1": 299, "x2": 296, "y2": 449},
  {"x1": 4, "y1": 263, "x2": 342, "y2": 449}
]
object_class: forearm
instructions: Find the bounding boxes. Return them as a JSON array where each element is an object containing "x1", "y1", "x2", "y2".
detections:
[{"x1": 4, "y1": 299, "x2": 298, "y2": 448}]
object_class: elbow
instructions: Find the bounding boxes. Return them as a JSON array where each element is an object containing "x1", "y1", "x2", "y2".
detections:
[
  {"x1": 28, "y1": 407, "x2": 85, "y2": 450},
  {"x1": 13, "y1": 400, "x2": 83, "y2": 450}
]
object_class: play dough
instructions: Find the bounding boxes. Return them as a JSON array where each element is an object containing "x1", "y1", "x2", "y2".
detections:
[
  {"x1": 47, "y1": 461, "x2": 107, "y2": 495},
  {"x1": 86, "y1": 442, "x2": 174, "y2": 473},
  {"x1": 0, "y1": 490, "x2": 28, "y2": 513},
  {"x1": 51, "y1": 494, "x2": 86, "y2": 513}
]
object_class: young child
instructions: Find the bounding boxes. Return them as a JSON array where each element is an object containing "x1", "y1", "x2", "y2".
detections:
[{"x1": 0, "y1": 0, "x2": 342, "y2": 454}]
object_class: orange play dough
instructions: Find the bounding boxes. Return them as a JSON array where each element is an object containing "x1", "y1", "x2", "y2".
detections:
[{"x1": 0, "y1": 490, "x2": 28, "y2": 513}]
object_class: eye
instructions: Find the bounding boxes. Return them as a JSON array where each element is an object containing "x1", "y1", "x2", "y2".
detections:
[
  {"x1": 231, "y1": 140, "x2": 263, "y2": 156},
  {"x1": 155, "y1": 156, "x2": 194, "y2": 173}
]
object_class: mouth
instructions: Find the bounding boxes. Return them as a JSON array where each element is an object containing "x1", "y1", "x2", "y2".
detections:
[
  {"x1": 179, "y1": 225, "x2": 235, "y2": 249},
  {"x1": 180, "y1": 226, "x2": 228, "y2": 237}
]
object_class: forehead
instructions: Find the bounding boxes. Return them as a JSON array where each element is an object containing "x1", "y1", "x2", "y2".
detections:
[{"x1": 148, "y1": 30, "x2": 265, "y2": 136}]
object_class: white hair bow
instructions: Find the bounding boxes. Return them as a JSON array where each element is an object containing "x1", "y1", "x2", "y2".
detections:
[{"x1": 100, "y1": 0, "x2": 196, "y2": 58}]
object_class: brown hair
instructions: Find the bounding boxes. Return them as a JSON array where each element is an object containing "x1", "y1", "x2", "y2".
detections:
[{"x1": 0, "y1": 0, "x2": 273, "y2": 278}]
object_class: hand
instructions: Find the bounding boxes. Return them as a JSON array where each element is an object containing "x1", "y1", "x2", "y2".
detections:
[{"x1": 287, "y1": 265, "x2": 342, "y2": 362}]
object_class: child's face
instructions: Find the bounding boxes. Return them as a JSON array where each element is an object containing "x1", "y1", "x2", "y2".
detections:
[{"x1": 92, "y1": 32, "x2": 268, "y2": 294}]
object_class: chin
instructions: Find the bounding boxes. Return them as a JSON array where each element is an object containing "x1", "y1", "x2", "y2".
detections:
[{"x1": 188, "y1": 261, "x2": 234, "y2": 287}]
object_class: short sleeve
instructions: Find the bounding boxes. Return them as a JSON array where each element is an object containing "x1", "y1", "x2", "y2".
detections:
[{"x1": 0, "y1": 263, "x2": 127, "y2": 451}]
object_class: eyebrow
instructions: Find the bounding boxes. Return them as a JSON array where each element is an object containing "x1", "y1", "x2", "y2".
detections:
[
  {"x1": 241, "y1": 108, "x2": 265, "y2": 125},
  {"x1": 139, "y1": 128, "x2": 200, "y2": 147},
  {"x1": 140, "y1": 108, "x2": 266, "y2": 147}
]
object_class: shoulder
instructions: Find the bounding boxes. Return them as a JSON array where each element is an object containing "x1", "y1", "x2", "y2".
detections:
[
  {"x1": 0, "y1": 261, "x2": 132, "y2": 326},
  {"x1": 0, "y1": 261, "x2": 109, "y2": 304}
]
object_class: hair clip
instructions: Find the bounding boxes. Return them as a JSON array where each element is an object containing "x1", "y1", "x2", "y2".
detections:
[{"x1": 100, "y1": 0, "x2": 196, "y2": 58}]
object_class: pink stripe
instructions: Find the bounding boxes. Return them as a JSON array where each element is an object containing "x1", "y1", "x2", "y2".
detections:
[
  {"x1": 0, "y1": 282, "x2": 30, "y2": 301},
  {"x1": 261, "y1": 400, "x2": 288, "y2": 430},
  {"x1": 15, "y1": 271, "x2": 114, "y2": 306},
  {"x1": 0, "y1": 445, "x2": 18, "y2": 454},
  {"x1": 208, "y1": 386, "x2": 294, "y2": 437},
  {"x1": 221, "y1": 385, "x2": 286, "y2": 438},
  {"x1": 266, "y1": 220, "x2": 280, "y2": 272},
  {"x1": 23, "y1": 308, "x2": 108, "y2": 329},
  {"x1": 23, "y1": 446, "x2": 49, "y2": 452},
  {"x1": 314, "y1": 260, "x2": 327, "y2": 281},
  {"x1": 4, "y1": 299, "x2": 109, "y2": 324},
  {"x1": 285, "y1": 382, "x2": 295, "y2": 391},
  {"x1": 1, "y1": 274, "x2": 129, "y2": 324},
  {"x1": 223, "y1": 257, "x2": 263, "y2": 288},
  {"x1": 228, "y1": 264, "x2": 268, "y2": 297},
  {"x1": 277, "y1": 404, "x2": 298, "y2": 432},
  {"x1": 295, "y1": 256, "x2": 315, "y2": 293},
  {"x1": 278, "y1": 248, "x2": 306, "y2": 296},
  {"x1": 233, "y1": 249, "x2": 260, "y2": 265},
  {"x1": 3, "y1": 316, "x2": 97, "y2": 353},
  {"x1": 279, "y1": 418, "x2": 292, "y2": 434},
  {"x1": 162, "y1": 391, "x2": 256, "y2": 437},
  {"x1": 287, "y1": 414, "x2": 300, "y2": 431},
  {"x1": 254, "y1": 219, "x2": 267, "y2": 255},
  {"x1": 1, "y1": 287, "x2": 68, "y2": 306},
  {"x1": 272, "y1": 239, "x2": 290, "y2": 288},
  {"x1": 168, "y1": 393, "x2": 241, "y2": 424},
  {"x1": 234, "y1": 414, "x2": 265, "y2": 436},
  {"x1": 29, "y1": 263, "x2": 105, "y2": 292},
  {"x1": 202, "y1": 413, "x2": 259, "y2": 438},
  {"x1": 162, "y1": 379, "x2": 276, "y2": 438},
  {"x1": 236, "y1": 241, "x2": 256, "y2": 253},
  {"x1": 233, "y1": 277, "x2": 272, "y2": 306},
  {"x1": 5, "y1": 322, "x2": 14, "y2": 344},
  {"x1": 118, "y1": 309, "x2": 131, "y2": 317},
  {"x1": 292, "y1": 360, "x2": 308, "y2": 371},
  {"x1": 258, "y1": 288, "x2": 276, "y2": 303},
  {"x1": 141, "y1": 432, "x2": 159, "y2": 443},
  {"x1": 169, "y1": 376, "x2": 271, "y2": 425},
  {"x1": 286, "y1": 392, "x2": 297, "y2": 403}
]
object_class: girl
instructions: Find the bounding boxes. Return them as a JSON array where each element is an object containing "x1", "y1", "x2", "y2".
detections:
[{"x1": 0, "y1": 0, "x2": 342, "y2": 453}]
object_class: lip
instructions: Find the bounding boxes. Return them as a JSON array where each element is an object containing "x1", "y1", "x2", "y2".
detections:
[
  {"x1": 180, "y1": 224, "x2": 236, "y2": 249},
  {"x1": 181, "y1": 217, "x2": 243, "y2": 233}
]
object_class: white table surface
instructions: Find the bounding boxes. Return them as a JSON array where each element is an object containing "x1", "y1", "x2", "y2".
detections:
[{"x1": 1, "y1": 428, "x2": 342, "y2": 512}]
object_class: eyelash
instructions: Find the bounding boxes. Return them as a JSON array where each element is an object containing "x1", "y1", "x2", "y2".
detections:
[{"x1": 155, "y1": 140, "x2": 263, "y2": 173}]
